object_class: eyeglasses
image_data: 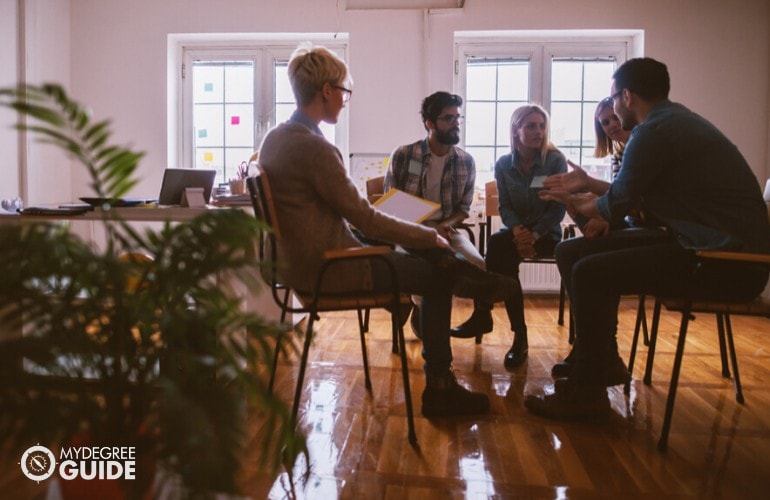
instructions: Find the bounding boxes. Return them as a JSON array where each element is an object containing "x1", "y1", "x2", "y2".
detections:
[
  {"x1": 331, "y1": 84, "x2": 353, "y2": 103},
  {"x1": 436, "y1": 114, "x2": 464, "y2": 124}
]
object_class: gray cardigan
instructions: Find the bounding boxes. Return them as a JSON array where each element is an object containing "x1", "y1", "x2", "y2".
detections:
[{"x1": 258, "y1": 120, "x2": 437, "y2": 293}]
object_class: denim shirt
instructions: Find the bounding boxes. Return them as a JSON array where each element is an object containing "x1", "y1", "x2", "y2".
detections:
[
  {"x1": 596, "y1": 100, "x2": 770, "y2": 252},
  {"x1": 495, "y1": 148, "x2": 567, "y2": 242},
  {"x1": 385, "y1": 138, "x2": 475, "y2": 219}
]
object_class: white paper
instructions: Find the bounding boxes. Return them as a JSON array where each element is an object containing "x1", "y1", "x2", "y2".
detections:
[
  {"x1": 530, "y1": 175, "x2": 547, "y2": 188},
  {"x1": 373, "y1": 188, "x2": 440, "y2": 223}
]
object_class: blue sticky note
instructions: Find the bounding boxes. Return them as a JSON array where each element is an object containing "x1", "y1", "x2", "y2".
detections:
[
  {"x1": 198, "y1": 129, "x2": 208, "y2": 139},
  {"x1": 204, "y1": 82, "x2": 214, "y2": 92}
]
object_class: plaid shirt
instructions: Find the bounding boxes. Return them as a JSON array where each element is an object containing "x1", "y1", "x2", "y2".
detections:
[{"x1": 384, "y1": 138, "x2": 475, "y2": 220}]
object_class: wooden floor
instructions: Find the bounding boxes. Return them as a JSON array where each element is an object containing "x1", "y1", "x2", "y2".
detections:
[{"x1": 5, "y1": 296, "x2": 770, "y2": 498}]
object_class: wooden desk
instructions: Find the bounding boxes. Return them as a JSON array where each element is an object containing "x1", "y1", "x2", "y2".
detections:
[{"x1": 0, "y1": 205, "x2": 301, "y2": 342}]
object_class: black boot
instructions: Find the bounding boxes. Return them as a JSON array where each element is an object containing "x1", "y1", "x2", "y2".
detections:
[
  {"x1": 504, "y1": 331, "x2": 528, "y2": 369},
  {"x1": 421, "y1": 370, "x2": 490, "y2": 417},
  {"x1": 451, "y1": 302, "x2": 493, "y2": 339}
]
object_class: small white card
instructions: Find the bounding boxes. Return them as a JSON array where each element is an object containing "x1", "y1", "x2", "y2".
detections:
[
  {"x1": 530, "y1": 175, "x2": 547, "y2": 189},
  {"x1": 181, "y1": 187, "x2": 206, "y2": 207}
]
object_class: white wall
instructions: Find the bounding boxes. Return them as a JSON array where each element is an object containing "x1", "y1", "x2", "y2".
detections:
[
  {"x1": 5, "y1": 0, "x2": 770, "y2": 204},
  {"x1": 0, "y1": 0, "x2": 20, "y2": 203}
]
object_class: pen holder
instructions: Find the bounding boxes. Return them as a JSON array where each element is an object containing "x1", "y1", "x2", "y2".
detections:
[{"x1": 229, "y1": 178, "x2": 246, "y2": 195}]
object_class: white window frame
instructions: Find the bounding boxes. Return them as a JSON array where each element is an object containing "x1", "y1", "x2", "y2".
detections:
[
  {"x1": 167, "y1": 34, "x2": 349, "y2": 170},
  {"x1": 454, "y1": 30, "x2": 643, "y2": 149}
]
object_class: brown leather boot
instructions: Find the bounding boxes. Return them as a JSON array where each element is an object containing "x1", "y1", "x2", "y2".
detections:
[{"x1": 422, "y1": 370, "x2": 490, "y2": 417}]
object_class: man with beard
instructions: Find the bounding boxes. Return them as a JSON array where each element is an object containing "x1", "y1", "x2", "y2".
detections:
[
  {"x1": 385, "y1": 92, "x2": 484, "y2": 340},
  {"x1": 526, "y1": 57, "x2": 770, "y2": 420}
]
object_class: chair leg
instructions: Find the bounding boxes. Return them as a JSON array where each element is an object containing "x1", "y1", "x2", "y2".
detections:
[
  {"x1": 362, "y1": 307, "x2": 371, "y2": 333},
  {"x1": 292, "y1": 312, "x2": 317, "y2": 424},
  {"x1": 635, "y1": 294, "x2": 649, "y2": 346},
  {"x1": 568, "y1": 305, "x2": 575, "y2": 344},
  {"x1": 658, "y1": 302, "x2": 692, "y2": 452},
  {"x1": 716, "y1": 313, "x2": 731, "y2": 378},
  {"x1": 268, "y1": 334, "x2": 282, "y2": 394},
  {"x1": 558, "y1": 280, "x2": 566, "y2": 326},
  {"x1": 723, "y1": 313, "x2": 745, "y2": 404},
  {"x1": 394, "y1": 310, "x2": 418, "y2": 448},
  {"x1": 643, "y1": 299, "x2": 663, "y2": 386},
  {"x1": 626, "y1": 300, "x2": 645, "y2": 395},
  {"x1": 357, "y1": 309, "x2": 373, "y2": 392}
]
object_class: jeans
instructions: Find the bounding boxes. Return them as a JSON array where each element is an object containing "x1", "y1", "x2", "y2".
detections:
[
  {"x1": 369, "y1": 250, "x2": 453, "y2": 377},
  {"x1": 556, "y1": 228, "x2": 769, "y2": 385}
]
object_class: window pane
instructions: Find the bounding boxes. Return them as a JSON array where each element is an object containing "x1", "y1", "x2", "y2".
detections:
[
  {"x1": 224, "y1": 64, "x2": 253, "y2": 102},
  {"x1": 193, "y1": 65, "x2": 224, "y2": 103},
  {"x1": 584, "y1": 63, "x2": 615, "y2": 101},
  {"x1": 465, "y1": 101, "x2": 495, "y2": 146},
  {"x1": 274, "y1": 62, "x2": 294, "y2": 103},
  {"x1": 194, "y1": 104, "x2": 224, "y2": 146},
  {"x1": 466, "y1": 63, "x2": 498, "y2": 100},
  {"x1": 465, "y1": 146, "x2": 496, "y2": 184},
  {"x1": 498, "y1": 62, "x2": 529, "y2": 101},
  {"x1": 550, "y1": 102, "x2": 581, "y2": 148},
  {"x1": 225, "y1": 104, "x2": 254, "y2": 147},
  {"x1": 495, "y1": 101, "x2": 518, "y2": 146},
  {"x1": 551, "y1": 61, "x2": 583, "y2": 101},
  {"x1": 275, "y1": 103, "x2": 294, "y2": 124}
]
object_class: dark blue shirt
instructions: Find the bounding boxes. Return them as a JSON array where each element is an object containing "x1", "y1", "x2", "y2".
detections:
[{"x1": 597, "y1": 100, "x2": 770, "y2": 252}]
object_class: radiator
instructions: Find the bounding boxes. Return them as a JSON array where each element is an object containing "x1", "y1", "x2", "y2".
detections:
[{"x1": 520, "y1": 261, "x2": 561, "y2": 293}]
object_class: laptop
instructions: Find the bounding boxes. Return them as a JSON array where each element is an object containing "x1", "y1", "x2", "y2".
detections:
[{"x1": 158, "y1": 168, "x2": 217, "y2": 206}]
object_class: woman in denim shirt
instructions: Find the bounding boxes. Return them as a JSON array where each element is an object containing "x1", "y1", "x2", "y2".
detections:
[{"x1": 453, "y1": 104, "x2": 566, "y2": 368}]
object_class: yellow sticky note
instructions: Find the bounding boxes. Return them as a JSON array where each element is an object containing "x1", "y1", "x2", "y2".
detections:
[{"x1": 203, "y1": 152, "x2": 213, "y2": 162}]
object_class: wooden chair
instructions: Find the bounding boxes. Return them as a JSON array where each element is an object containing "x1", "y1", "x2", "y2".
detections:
[
  {"x1": 627, "y1": 198, "x2": 770, "y2": 451},
  {"x1": 246, "y1": 173, "x2": 418, "y2": 447}
]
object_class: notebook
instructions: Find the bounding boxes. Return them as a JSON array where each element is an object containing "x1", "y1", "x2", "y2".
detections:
[{"x1": 157, "y1": 168, "x2": 217, "y2": 206}]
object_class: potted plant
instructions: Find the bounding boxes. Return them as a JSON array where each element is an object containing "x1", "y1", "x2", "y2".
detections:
[{"x1": 0, "y1": 84, "x2": 307, "y2": 498}]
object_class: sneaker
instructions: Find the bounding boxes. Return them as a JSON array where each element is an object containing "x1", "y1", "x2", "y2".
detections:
[
  {"x1": 524, "y1": 378, "x2": 610, "y2": 421},
  {"x1": 422, "y1": 370, "x2": 490, "y2": 417},
  {"x1": 450, "y1": 307, "x2": 493, "y2": 339},
  {"x1": 410, "y1": 304, "x2": 422, "y2": 340},
  {"x1": 550, "y1": 354, "x2": 631, "y2": 387}
]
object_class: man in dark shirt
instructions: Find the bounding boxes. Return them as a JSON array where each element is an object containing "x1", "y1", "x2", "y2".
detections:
[{"x1": 527, "y1": 57, "x2": 770, "y2": 420}]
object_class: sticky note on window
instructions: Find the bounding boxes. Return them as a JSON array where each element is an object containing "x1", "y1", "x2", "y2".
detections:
[
  {"x1": 198, "y1": 129, "x2": 208, "y2": 139},
  {"x1": 204, "y1": 82, "x2": 214, "y2": 92},
  {"x1": 203, "y1": 151, "x2": 213, "y2": 162},
  {"x1": 231, "y1": 116, "x2": 240, "y2": 125}
]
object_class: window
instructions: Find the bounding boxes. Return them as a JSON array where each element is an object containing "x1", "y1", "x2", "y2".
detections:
[
  {"x1": 456, "y1": 31, "x2": 641, "y2": 185},
  {"x1": 171, "y1": 36, "x2": 348, "y2": 185}
]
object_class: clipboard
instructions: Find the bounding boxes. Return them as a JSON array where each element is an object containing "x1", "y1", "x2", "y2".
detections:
[{"x1": 373, "y1": 188, "x2": 440, "y2": 223}]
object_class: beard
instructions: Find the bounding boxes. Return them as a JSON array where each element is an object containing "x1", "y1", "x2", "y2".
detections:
[{"x1": 435, "y1": 127, "x2": 460, "y2": 145}]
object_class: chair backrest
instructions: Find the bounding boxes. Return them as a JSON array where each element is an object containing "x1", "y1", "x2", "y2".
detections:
[
  {"x1": 485, "y1": 181, "x2": 499, "y2": 218},
  {"x1": 366, "y1": 176, "x2": 385, "y2": 204},
  {"x1": 246, "y1": 171, "x2": 280, "y2": 286}
]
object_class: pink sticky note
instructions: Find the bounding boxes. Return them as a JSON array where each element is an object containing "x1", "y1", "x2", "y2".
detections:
[{"x1": 231, "y1": 116, "x2": 240, "y2": 125}]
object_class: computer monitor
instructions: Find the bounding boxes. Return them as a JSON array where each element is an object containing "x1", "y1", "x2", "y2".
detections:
[{"x1": 157, "y1": 168, "x2": 217, "y2": 206}]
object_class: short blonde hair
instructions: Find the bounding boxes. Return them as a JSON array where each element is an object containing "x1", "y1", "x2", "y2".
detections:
[
  {"x1": 288, "y1": 43, "x2": 351, "y2": 106},
  {"x1": 509, "y1": 104, "x2": 557, "y2": 164}
]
